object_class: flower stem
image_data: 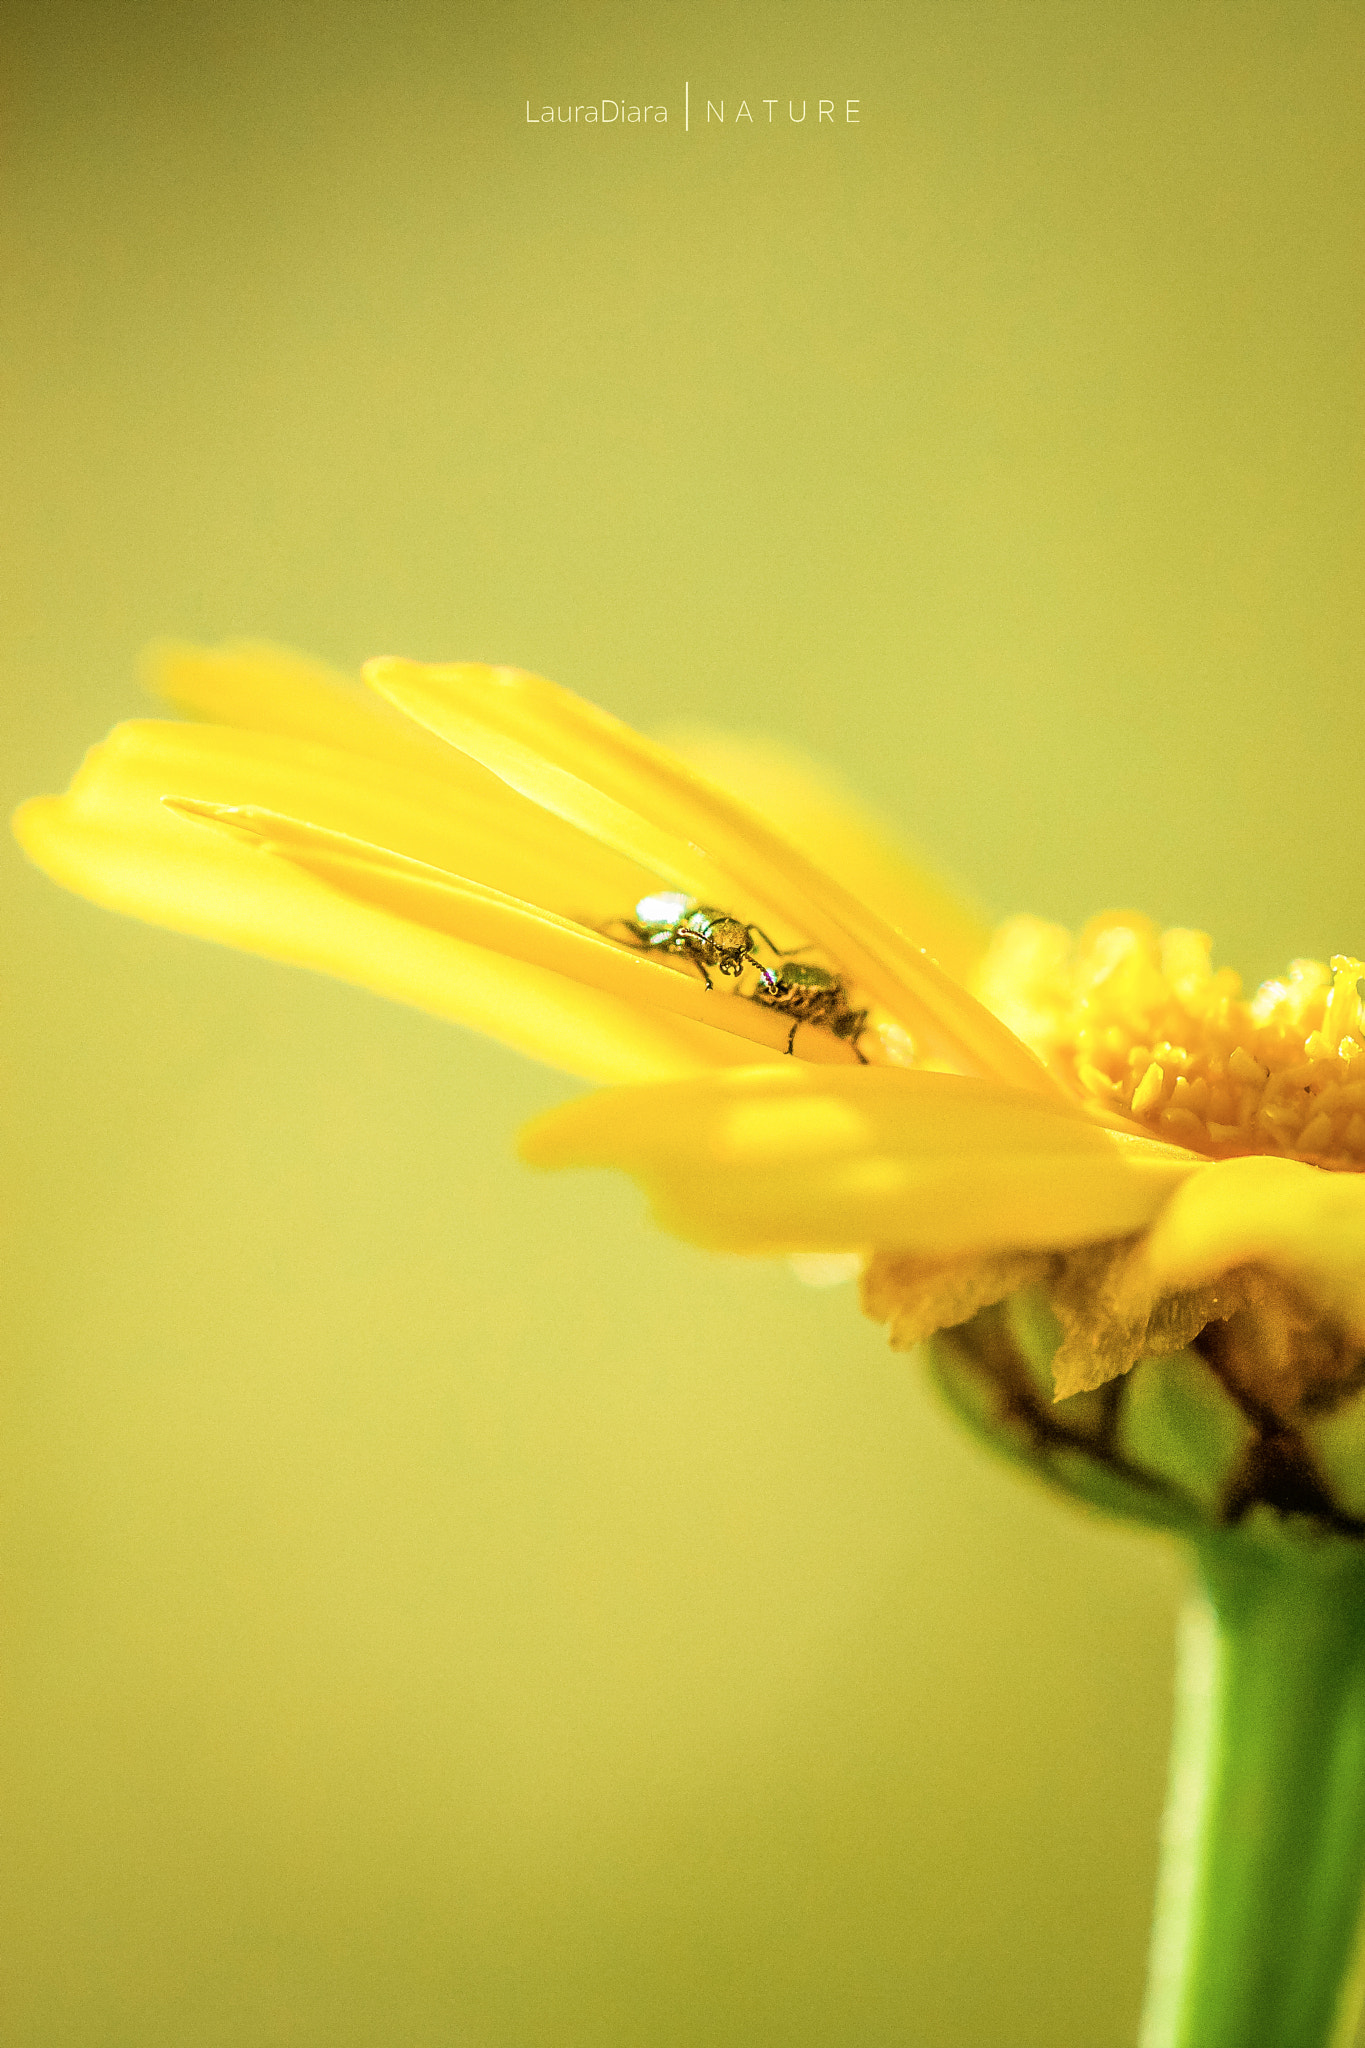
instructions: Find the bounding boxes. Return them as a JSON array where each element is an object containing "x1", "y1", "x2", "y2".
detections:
[{"x1": 1140, "y1": 1535, "x2": 1365, "y2": 2048}]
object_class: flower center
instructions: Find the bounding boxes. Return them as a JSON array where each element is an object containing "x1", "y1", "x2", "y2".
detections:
[{"x1": 978, "y1": 914, "x2": 1365, "y2": 1167}]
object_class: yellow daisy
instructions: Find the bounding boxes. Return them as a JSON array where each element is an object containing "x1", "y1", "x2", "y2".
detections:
[
  {"x1": 27, "y1": 641, "x2": 1365, "y2": 2048},
  {"x1": 15, "y1": 642, "x2": 1365, "y2": 1510}
]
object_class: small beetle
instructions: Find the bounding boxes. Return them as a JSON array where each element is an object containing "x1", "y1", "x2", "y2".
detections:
[
  {"x1": 751, "y1": 959, "x2": 870, "y2": 1060},
  {"x1": 605, "y1": 892, "x2": 781, "y2": 992}
]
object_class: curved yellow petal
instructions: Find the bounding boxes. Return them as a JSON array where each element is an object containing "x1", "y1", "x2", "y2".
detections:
[
  {"x1": 663, "y1": 728, "x2": 991, "y2": 989},
  {"x1": 1141, "y1": 1155, "x2": 1365, "y2": 1338},
  {"x1": 366, "y1": 658, "x2": 1055, "y2": 1095},
  {"x1": 29, "y1": 717, "x2": 665, "y2": 931},
  {"x1": 145, "y1": 639, "x2": 441, "y2": 774},
  {"x1": 369, "y1": 668, "x2": 748, "y2": 914},
  {"x1": 13, "y1": 780, "x2": 761, "y2": 1087},
  {"x1": 171, "y1": 803, "x2": 853, "y2": 1066},
  {"x1": 519, "y1": 1065, "x2": 1202, "y2": 1254}
]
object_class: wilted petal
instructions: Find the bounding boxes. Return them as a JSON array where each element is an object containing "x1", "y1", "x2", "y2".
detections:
[
  {"x1": 1045, "y1": 1239, "x2": 1258, "y2": 1398},
  {"x1": 863, "y1": 1249, "x2": 1052, "y2": 1350}
]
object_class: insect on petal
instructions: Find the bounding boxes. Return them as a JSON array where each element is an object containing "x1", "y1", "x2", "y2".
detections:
[{"x1": 366, "y1": 658, "x2": 1059, "y2": 1094}]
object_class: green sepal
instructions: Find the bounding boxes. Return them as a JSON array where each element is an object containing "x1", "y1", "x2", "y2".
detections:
[
  {"x1": 1305, "y1": 1391, "x2": 1365, "y2": 1522},
  {"x1": 1118, "y1": 1349, "x2": 1255, "y2": 1515},
  {"x1": 1044, "y1": 1445, "x2": 1210, "y2": 1537},
  {"x1": 925, "y1": 1322, "x2": 1210, "y2": 1538},
  {"x1": 928, "y1": 1293, "x2": 1365, "y2": 1545},
  {"x1": 1005, "y1": 1287, "x2": 1111, "y2": 1437},
  {"x1": 924, "y1": 1326, "x2": 1047, "y2": 1478}
]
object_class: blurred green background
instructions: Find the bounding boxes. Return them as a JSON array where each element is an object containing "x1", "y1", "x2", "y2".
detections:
[{"x1": 3, "y1": 3, "x2": 1362, "y2": 2042}]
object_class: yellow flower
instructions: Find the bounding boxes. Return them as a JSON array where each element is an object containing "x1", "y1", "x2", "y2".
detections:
[{"x1": 15, "y1": 642, "x2": 1365, "y2": 1432}]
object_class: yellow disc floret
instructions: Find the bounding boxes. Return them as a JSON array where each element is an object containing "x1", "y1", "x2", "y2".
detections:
[{"x1": 978, "y1": 914, "x2": 1365, "y2": 1168}]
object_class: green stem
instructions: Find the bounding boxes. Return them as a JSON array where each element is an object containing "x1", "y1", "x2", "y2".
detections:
[{"x1": 1141, "y1": 1536, "x2": 1365, "y2": 2048}]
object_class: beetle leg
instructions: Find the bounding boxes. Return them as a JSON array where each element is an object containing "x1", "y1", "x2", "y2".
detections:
[
  {"x1": 756, "y1": 927, "x2": 816, "y2": 960},
  {"x1": 785, "y1": 1021, "x2": 798, "y2": 1056},
  {"x1": 672, "y1": 929, "x2": 715, "y2": 989},
  {"x1": 839, "y1": 1009, "x2": 871, "y2": 1062}
]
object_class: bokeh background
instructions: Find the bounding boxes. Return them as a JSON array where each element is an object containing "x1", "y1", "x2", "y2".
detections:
[{"x1": 4, "y1": 4, "x2": 1363, "y2": 2043}]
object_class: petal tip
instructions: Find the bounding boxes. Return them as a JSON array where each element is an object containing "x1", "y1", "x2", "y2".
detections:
[
  {"x1": 11, "y1": 792, "x2": 56, "y2": 855},
  {"x1": 517, "y1": 1102, "x2": 586, "y2": 1170},
  {"x1": 138, "y1": 636, "x2": 202, "y2": 700},
  {"x1": 360, "y1": 655, "x2": 413, "y2": 687}
]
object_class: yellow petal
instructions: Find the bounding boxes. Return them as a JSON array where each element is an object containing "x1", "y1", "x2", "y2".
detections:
[
  {"x1": 366, "y1": 658, "x2": 1056, "y2": 1095},
  {"x1": 664, "y1": 727, "x2": 991, "y2": 989},
  {"x1": 28, "y1": 717, "x2": 665, "y2": 930},
  {"x1": 14, "y1": 770, "x2": 759, "y2": 1087},
  {"x1": 1141, "y1": 1155, "x2": 1365, "y2": 1338},
  {"x1": 171, "y1": 802, "x2": 855, "y2": 1066},
  {"x1": 519, "y1": 1065, "x2": 1202, "y2": 1254},
  {"x1": 145, "y1": 639, "x2": 441, "y2": 774},
  {"x1": 370, "y1": 665, "x2": 748, "y2": 911}
]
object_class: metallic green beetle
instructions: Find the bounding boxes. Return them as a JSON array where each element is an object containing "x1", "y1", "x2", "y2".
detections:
[
  {"x1": 605, "y1": 892, "x2": 782, "y2": 992},
  {"x1": 750, "y1": 959, "x2": 870, "y2": 1061},
  {"x1": 606, "y1": 893, "x2": 869, "y2": 1059}
]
